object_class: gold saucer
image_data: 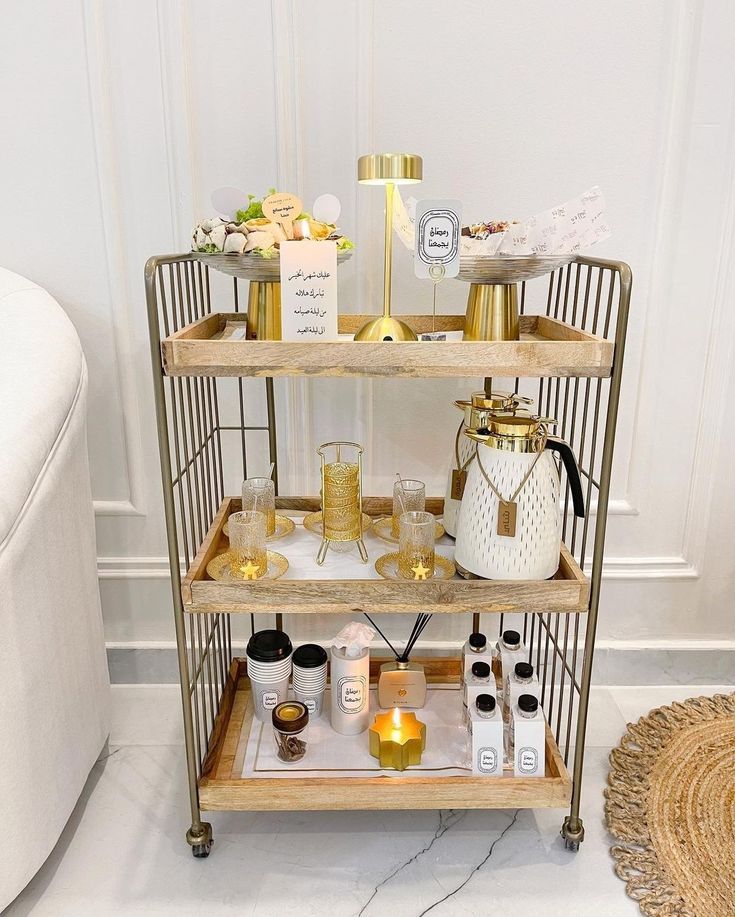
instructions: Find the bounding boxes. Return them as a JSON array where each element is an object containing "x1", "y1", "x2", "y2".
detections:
[
  {"x1": 372, "y1": 516, "x2": 445, "y2": 544},
  {"x1": 303, "y1": 511, "x2": 373, "y2": 538},
  {"x1": 206, "y1": 551, "x2": 289, "y2": 582},
  {"x1": 374, "y1": 552, "x2": 456, "y2": 581},
  {"x1": 223, "y1": 514, "x2": 296, "y2": 541}
]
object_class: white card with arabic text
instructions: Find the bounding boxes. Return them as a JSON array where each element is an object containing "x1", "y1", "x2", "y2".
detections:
[
  {"x1": 414, "y1": 199, "x2": 462, "y2": 278},
  {"x1": 279, "y1": 240, "x2": 338, "y2": 341}
]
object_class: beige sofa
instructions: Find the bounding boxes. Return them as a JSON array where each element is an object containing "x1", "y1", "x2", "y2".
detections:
[{"x1": 0, "y1": 267, "x2": 110, "y2": 908}]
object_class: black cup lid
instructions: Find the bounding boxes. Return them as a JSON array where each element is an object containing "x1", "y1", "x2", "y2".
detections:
[
  {"x1": 518, "y1": 694, "x2": 538, "y2": 714},
  {"x1": 246, "y1": 629, "x2": 293, "y2": 662},
  {"x1": 468, "y1": 632, "x2": 487, "y2": 650},
  {"x1": 476, "y1": 693, "x2": 496, "y2": 713},
  {"x1": 293, "y1": 643, "x2": 328, "y2": 668},
  {"x1": 515, "y1": 662, "x2": 534, "y2": 680},
  {"x1": 502, "y1": 629, "x2": 521, "y2": 649},
  {"x1": 471, "y1": 661, "x2": 491, "y2": 679}
]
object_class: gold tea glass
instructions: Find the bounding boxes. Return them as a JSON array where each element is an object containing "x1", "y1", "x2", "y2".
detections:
[
  {"x1": 242, "y1": 477, "x2": 276, "y2": 536},
  {"x1": 398, "y1": 511, "x2": 436, "y2": 579},
  {"x1": 392, "y1": 479, "x2": 426, "y2": 538},
  {"x1": 228, "y1": 511, "x2": 267, "y2": 579}
]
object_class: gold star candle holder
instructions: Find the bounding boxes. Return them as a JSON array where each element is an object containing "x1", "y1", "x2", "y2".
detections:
[{"x1": 369, "y1": 708, "x2": 426, "y2": 771}]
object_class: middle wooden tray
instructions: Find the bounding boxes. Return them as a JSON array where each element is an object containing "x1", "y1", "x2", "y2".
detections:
[{"x1": 182, "y1": 497, "x2": 589, "y2": 615}]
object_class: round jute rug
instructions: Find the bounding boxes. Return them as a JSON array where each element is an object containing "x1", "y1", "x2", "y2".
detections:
[{"x1": 605, "y1": 693, "x2": 735, "y2": 917}]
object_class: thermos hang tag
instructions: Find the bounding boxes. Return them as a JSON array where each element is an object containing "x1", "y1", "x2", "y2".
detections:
[
  {"x1": 497, "y1": 500, "x2": 517, "y2": 537},
  {"x1": 451, "y1": 469, "x2": 467, "y2": 500}
]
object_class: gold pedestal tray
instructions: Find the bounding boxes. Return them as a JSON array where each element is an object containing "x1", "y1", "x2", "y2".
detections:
[
  {"x1": 375, "y1": 552, "x2": 456, "y2": 581},
  {"x1": 372, "y1": 515, "x2": 445, "y2": 545},
  {"x1": 456, "y1": 254, "x2": 575, "y2": 342},
  {"x1": 206, "y1": 551, "x2": 289, "y2": 582},
  {"x1": 223, "y1": 514, "x2": 295, "y2": 541}
]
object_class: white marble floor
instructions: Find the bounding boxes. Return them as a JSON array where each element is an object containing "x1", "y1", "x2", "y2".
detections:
[{"x1": 5, "y1": 684, "x2": 732, "y2": 917}]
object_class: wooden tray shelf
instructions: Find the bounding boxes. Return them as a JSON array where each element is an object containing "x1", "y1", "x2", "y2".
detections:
[
  {"x1": 161, "y1": 313, "x2": 613, "y2": 379},
  {"x1": 199, "y1": 657, "x2": 572, "y2": 812},
  {"x1": 182, "y1": 497, "x2": 589, "y2": 615}
]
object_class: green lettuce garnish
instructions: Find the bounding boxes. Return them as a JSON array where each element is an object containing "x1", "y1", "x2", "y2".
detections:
[
  {"x1": 235, "y1": 188, "x2": 277, "y2": 224},
  {"x1": 253, "y1": 245, "x2": 277, "y2": 259}
]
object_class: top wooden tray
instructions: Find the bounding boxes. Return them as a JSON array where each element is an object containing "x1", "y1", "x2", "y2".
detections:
[{"x1": 161, "y1": 313, "x2": 613, "y2": 379}]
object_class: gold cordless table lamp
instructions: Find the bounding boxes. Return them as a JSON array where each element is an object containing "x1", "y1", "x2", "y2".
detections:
[{"x1": 355, "y1": 153, "x2": 423, "y2": 342}]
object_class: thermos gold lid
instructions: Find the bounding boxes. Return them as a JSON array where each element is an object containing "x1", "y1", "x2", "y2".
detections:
[
  {"x1": 454, "y1": 391, "x2": 533, "y2": 431},
  {"x1": 465, "y1": 410, "x2": 557, "y2": 452}
]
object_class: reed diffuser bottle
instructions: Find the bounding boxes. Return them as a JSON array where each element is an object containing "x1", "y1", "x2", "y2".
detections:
[{"x1": 365, "y1": 612, "x2": 431, "y2": 709}]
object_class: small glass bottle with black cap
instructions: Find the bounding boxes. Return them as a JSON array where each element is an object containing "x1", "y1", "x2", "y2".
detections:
[
  {"x1": 495, "y1": 628, "x2": 525, "y2": 691},
  {"x1": 461, "y1": 631, "x2": 493, "y2": 685},
  {"x1": 503, "y1": 660, "x2": 540, "y2": 721},
  {"x1": 463, "y1": 660, "x2": 495, "y2": 719},
  {"x1": 509, "y1": 693, "x2": 545, "y2": 777},
  {"x1": 469, "y1": 693, "x2": 503, "y2": 775}
]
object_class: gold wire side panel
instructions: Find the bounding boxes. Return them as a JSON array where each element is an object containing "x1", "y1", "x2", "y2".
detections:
[
  {"x1": 492, "y1": 258, "x2": 630, "y2": 780},
  {"x1": 146, "y1": 255, "x2": 279, "y2": 800}
]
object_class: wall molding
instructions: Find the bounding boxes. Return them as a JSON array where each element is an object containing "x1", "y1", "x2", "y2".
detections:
[
  {"x1": 106, "y1": 637, "x2": 735, "y2": 685},
  {"x1": 271, "y1": 0, "x2": 315, "y2": 493},
  {"x1": 82, "y1": 0, "x2": 148, "y2": 517}
]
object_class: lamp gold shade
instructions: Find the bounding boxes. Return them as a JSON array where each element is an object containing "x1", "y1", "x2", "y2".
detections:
[
  {"x1": 357, "y1": 153, "x2": 423, "y2": 185},
  {"x1": 354, "y1": 153, "x2": 423, "y2": 342}
]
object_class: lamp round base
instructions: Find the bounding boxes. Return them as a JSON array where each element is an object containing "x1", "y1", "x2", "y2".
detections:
[{"x1": 353, "y1": 316, "x2": 418, "y2": 342}]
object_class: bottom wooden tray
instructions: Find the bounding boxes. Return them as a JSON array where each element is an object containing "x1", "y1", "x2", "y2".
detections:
[{"x1": 199, "y1": 657, "x2": 572, "y2": 811}]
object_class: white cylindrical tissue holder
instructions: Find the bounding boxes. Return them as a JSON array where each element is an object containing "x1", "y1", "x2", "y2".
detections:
[{"x1": 330, "y1": 622, "x2": 375, "y2": 735}]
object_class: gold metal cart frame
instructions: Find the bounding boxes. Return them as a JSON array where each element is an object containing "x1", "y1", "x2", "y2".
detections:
[{"x1": 145, "y1": 254, "x2": 630, "y2": 857}]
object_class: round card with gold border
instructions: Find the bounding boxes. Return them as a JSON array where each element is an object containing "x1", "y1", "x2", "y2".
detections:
[
  {"x1": 372, "y1": 515, "x2": 445, "y2": 545},
  {"x1": 206, "y1": 551, "x2": 289, "y2": 581},
  {"x1": 374, "y1": 552, "x2": 455, "y2": 581},
  {"x1": 223, "y1": 514, "x2": 295, "y2": 541}
]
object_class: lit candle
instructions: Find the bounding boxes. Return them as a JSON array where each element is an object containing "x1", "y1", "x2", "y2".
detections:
[{"x1": 369, "y1": 708, "x2": 426, "y2": 771}]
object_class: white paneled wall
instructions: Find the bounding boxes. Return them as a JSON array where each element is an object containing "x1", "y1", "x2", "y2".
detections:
[{"x1": 2, "y1": 1, "x2": 735, "y2": 663}]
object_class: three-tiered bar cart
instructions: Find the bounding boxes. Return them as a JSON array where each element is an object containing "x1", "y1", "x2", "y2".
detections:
[{"x1": 145, "y1": 253, "x2": 630, "y2": 857}]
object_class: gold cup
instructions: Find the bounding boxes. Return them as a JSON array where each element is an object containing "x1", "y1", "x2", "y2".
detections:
[
  {"x1": 398, "y1": 511, "x2": 435, "y2": 580},
  {"x1": 241, "y1": 477, "x2": 276, "y2": 536},
  {"x1": 229, "y1": 511, "x2": 267, "y2": 579},
  {"x1": 392, "y1": 479, "x2": 425, "y2": 538}
]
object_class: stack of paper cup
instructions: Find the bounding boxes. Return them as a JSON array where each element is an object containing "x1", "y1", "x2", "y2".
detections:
[
  {"x1": 291, "y1": 644, "x2": 328, "y2": 717},
  {"x1": 246, "y1": 630, "x2": 293, "y2": 722}
]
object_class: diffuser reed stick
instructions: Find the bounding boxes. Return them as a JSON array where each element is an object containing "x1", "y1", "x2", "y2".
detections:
[{"x1": 364, "y1": 612, "x2": 433, "y2": 663}]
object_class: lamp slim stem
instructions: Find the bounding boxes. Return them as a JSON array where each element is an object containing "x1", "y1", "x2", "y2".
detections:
[{"x1": 383, "y1": 181, "x2": 394, "y2": 319}]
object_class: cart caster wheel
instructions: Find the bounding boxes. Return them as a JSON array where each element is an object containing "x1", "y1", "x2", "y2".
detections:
[
  {"x1": 560, "y1": 815, "x2": 584, "y2": 851},
  {"x1": 192, "y1": 841, "x2": 212, "y2": 859}
]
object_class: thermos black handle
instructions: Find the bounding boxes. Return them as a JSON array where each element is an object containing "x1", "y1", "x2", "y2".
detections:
[{"x1": 545, "y1": 436, "x2": 585, "y2": 518}]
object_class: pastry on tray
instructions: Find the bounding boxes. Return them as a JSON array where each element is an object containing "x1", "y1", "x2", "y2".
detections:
[{"x1": 192, "y1": 189, "x2": 354, "y2": 258}]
